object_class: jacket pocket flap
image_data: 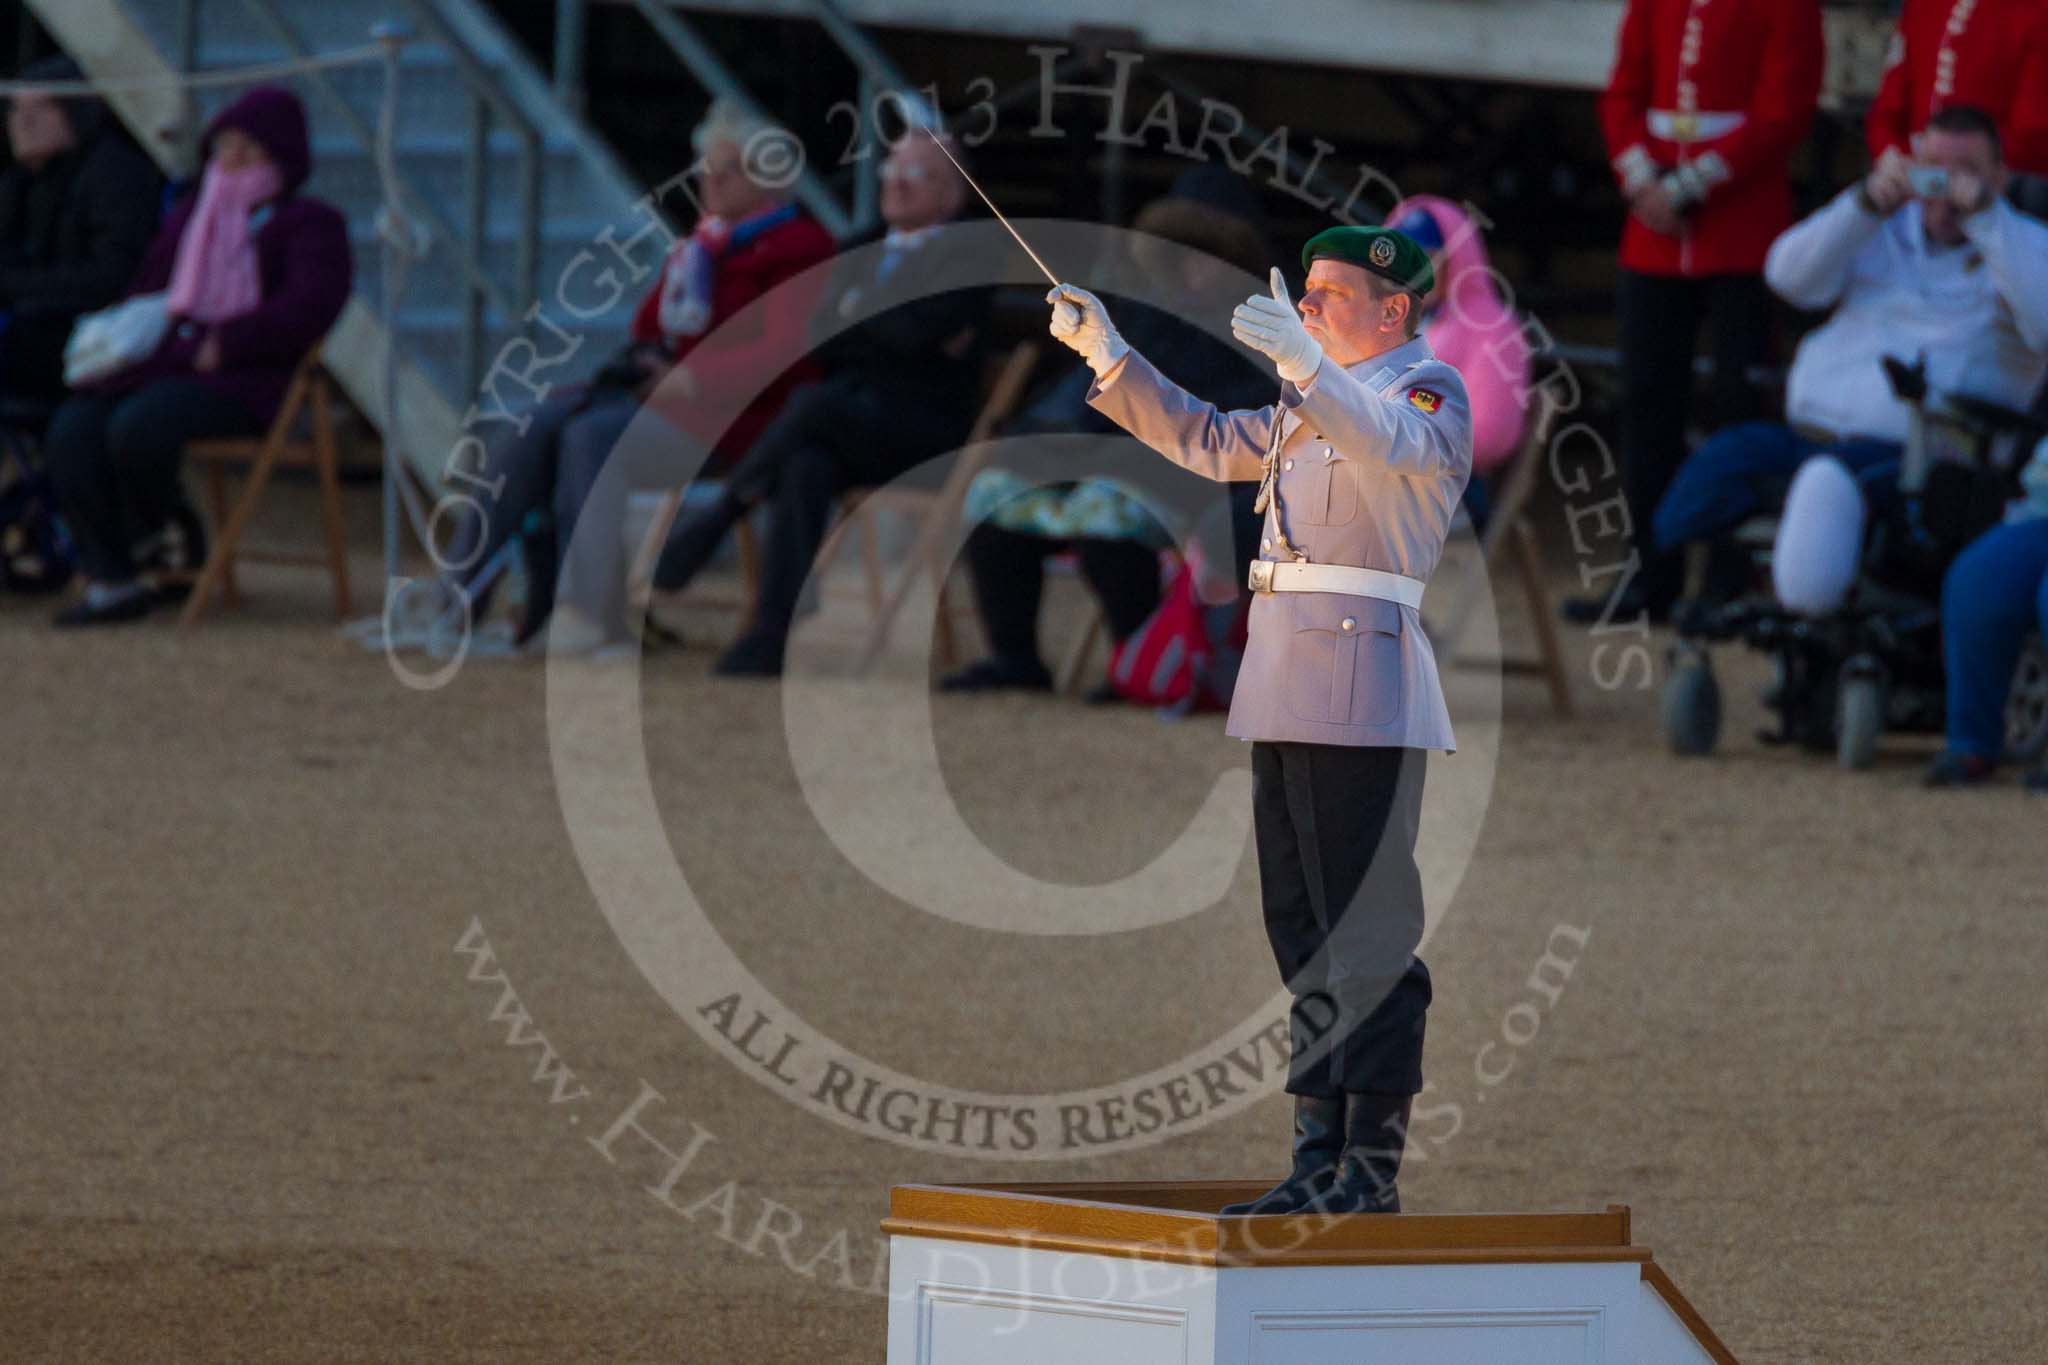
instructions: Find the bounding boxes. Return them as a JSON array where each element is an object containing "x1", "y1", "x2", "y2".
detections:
[{"x1": 1286, "y1": 594, "x2": 1401, "y2": 637}]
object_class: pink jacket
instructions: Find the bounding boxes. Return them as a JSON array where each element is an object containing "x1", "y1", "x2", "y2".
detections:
[{"x1": 1386, "y1": 196, "x2": 1532, "y2": 476}]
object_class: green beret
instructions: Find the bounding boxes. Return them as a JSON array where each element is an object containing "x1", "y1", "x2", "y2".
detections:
[{"x1": 1301, "y1": 226, "x2": 1435, "y2": 297}]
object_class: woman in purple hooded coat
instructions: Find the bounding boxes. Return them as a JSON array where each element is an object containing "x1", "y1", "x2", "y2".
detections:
[{"x1": 46, "y1": 85, "x2": 351, "y2": 626}]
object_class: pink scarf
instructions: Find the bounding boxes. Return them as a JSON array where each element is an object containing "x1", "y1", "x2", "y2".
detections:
[
  {"x1": 165, "y1": 161, "x2": 282, "y2": 323},
  {"x1": 1384, "y1": 195, "x2": 1533, "y2": 475}
]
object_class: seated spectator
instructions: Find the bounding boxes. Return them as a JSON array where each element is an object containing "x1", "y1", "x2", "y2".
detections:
[
  {"x1": 941, "y1": 476, "x2": 1172, "y2": 694},
  {"x1": 1653, "y1": 106, "x2": 2048, "y2": 623},
  {"x1": 0, "y1": 56, "x2": 162, "y2": 405},
  {"x1": 444, "y1": 99, "x2": 833, "y2": 648},
  {"x1": 1923, "y1": 437, "x2": 2048, "y2": 789},
  {"x1": 44, "y1": 86, "x2": 350, "y2": 626},
  {"x1": 648, "y1": 129, "x2": 987, "y2": 676},
  {"x1": 940, "y1": 165, "x2": 1271, "y2": 695},
  {"x1": 1383, "y1": 195, "x2": 1532, "y2": 525}
]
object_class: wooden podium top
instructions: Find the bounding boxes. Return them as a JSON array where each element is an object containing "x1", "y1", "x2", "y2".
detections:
[{"x1": 883, "y1": 1181, "x2": 1650, "y2": 1270}]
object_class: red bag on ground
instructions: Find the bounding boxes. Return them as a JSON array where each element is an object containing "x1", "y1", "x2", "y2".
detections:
[{"x1": 1108, "y1": 557, "x2": 1247, "y2": 714}]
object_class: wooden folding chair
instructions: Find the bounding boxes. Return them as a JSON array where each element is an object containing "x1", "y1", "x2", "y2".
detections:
[
  {"x1": 1051, "y1": 546, "x2": 1181, "y2": 696},
  {"x1": 1431, "y1": 394, "x2": 1575, "y2": 717},
  {"x1": 178, "y1": 352, "x2": 350, "y2": 626},
  {"x1": 841, "y1": 341, "x2": 1041, "y2": 674}
]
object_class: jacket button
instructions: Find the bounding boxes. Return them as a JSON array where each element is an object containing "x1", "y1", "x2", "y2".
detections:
[
  {"x1": 1341, "y1": 617, "x2": 1356, "y2": 632},
  {"x1": 1282, "y1": 458, "x2": 1293, "y2": 471},
  {"x1": 1260, "y1": 538, "x2": 1271, "y2": 552},
  {"x1": 1323, "y1": 446, "x2": 1334, "y2": 459}
]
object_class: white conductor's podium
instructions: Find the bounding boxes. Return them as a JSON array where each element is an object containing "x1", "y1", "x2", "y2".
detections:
[{"x1": 883, "y1": 1182, "x2": 1737, "y2": 1364}]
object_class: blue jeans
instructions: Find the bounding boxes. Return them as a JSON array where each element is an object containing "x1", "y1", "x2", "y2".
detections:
[
  {"x1": 1652, "y1": 421, "x2": 1904, "y2": 553},
  {"x1": 1940, "y1": 518, "x2": 2048, "y2": 761}
]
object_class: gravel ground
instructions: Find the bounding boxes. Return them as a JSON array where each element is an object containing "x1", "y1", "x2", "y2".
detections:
[{"x1": 3, "y1": 487, "x2": 2043, "y2": 1364}]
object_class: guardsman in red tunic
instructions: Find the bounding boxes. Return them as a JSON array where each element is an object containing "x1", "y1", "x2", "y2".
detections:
[
  {"x1": 1564, "y1": 0, "x2": 1826, "y2": 626},
  {"x1": 1867, "y1": 0, "x2": 2048, "y2": 177}
]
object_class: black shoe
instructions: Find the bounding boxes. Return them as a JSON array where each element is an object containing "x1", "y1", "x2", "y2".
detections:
[
  {"x1": 1080, "y1": 679, "x2": 1123, "y2": 705},
  {"x1": 2024, "y1": 767, "x2": 2048, "y2": 794},
  {"x1": 1297, "y1": 1092, "x2": 1411, "y2": 1217},
  {"x1": 54, "y1": 588, "x2": 155, "y2": 627},
  {"x1": 1922, "y1": 750, "x2": 1997, "y2": 788},
  {"x1": 1561, "y1": 582, "x2": 1674, "y2": 627},
  {"x1": 714, "y1": 627, "x2": 786, "y2": 677},
  {"x1": 1218, "y1": 1094, "x2": 1345, "y2": 1217},
  {"x1": 937, "y1": 656, "x2": 1053, "y2": 693}
]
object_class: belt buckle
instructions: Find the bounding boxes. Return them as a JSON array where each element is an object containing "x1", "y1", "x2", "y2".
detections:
[
  {"x1": 1247, "y1": 560, "x2": 1275, "y2": 594},
  {"x1": 1672, "y1": 113, "x2": 1699, "y2": 141}
]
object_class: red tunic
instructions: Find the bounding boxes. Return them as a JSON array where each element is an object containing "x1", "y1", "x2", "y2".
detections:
[
  {"x1": 629, "y1": 211, "x2": 835, "y2": 468},
  {"x1": 1866, "y1": 0, "x2": 2048, "y2": 176},
  {"x1": 1600, "y1": 0, "x2": 1826, "y2": 278}
]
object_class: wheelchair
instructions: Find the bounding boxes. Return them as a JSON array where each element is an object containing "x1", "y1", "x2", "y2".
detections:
[{"x1": 1661, "y1": 357, "x2": 2048, "y2": 770}]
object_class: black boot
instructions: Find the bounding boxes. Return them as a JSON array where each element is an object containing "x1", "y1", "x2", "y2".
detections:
[
  {"x1": 1218, "y1": 1094, "x2": 1344, "y2": 1216},
  {"x1": 1300, "y1": 1092, "x2": 1411, "y2": 1216}
]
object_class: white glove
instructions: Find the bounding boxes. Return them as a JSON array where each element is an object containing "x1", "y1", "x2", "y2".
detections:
[
  {"x1": 1231, "y1": 268, "x2": 1322, "y2": 387},
  {"x1": 1046, "y1": 284, "x2": 1129, "y2": 377}
]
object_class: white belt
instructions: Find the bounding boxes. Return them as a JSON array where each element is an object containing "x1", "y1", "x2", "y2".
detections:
[
  {"x1": 1648, "y1": 109, "x2": 1745, "y2": 143},
  {"x1": 1248, "y1": 560, "x2": 1425, "y2": 610}
]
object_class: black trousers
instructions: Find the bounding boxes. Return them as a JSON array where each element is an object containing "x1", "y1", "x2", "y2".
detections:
[
  {"x1": 1615, "y1": 269, "x2": 1773, "y2": 609},
  {"x1": 964, "y1": 521, "x2": 1161, "y2": 668},
  {"x1": 1251, "y1": 741, "x2": 1431, "y2": 1098},
  {"x1": 659, "y1": 373, "x2": 967, "y2": 632},
  {"x1": 45, "y1": 379, "x2": 262, "y2": 582},
  {"x1": 0, "y1": 312, "x2": 79, "y2": 403}
]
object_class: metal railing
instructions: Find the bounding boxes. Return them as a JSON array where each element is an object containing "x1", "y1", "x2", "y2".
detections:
[
  {"x1": 178, "y1": 0, "x2": 545, "y2": 398},
  {"x1": 555, "y1": 0, "x2": 932, "y2": 241},
  {"x1": 391, "y1": 0, "x2": 543, "y2": 391}
]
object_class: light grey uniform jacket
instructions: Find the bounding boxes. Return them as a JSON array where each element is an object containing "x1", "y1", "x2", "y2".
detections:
[{"x1": 1089, "y1": 334, "x2": 1472, "y2": 751}]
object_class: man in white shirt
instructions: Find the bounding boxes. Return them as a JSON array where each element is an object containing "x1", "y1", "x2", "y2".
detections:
[{"x1": 1650, "y1": 105, "x2": 2048, "y2": 614}]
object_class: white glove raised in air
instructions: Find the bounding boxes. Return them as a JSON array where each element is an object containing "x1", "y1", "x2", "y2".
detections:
[
  {"x1": 1046, "y1": 284, "x2": 1130, "y2": 378},
  {"x1": 1232, "y1": 268, "x2": 1323, "y2": 387}
]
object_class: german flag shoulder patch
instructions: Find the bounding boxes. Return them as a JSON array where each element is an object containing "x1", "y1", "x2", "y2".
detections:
[{"x1": 1407, "y1": 387, "x2": 1443, "y2": 415}]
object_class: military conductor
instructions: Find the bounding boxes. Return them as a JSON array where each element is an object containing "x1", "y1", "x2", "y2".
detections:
[{"x1": 1047, "y1": 227, "x2": 1470, "y2": 1216}]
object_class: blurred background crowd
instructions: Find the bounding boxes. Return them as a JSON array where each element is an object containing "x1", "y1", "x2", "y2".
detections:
[{"x1": 2, "y1": 0, "x2": 2045, "y2": 786}]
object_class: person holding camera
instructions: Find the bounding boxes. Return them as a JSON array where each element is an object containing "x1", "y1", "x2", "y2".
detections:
[
  {"x1": 1562, "y1": 0, "x2": 1825, "y2": 627},
  {"x1": 1650, "y1": 105, "x2": 2048, "y2": 623}
]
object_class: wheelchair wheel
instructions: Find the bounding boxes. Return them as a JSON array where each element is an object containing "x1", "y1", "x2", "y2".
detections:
[
  {"x1": 2006, "y1": 636, "x2": 2048, "y2": 763},
  {"x1": 1836, "y1": 673, "x2": 1883, "y2": 771},
  {"x1": 1663, "y1": 646, "x2": 1721, "y2": 757}
]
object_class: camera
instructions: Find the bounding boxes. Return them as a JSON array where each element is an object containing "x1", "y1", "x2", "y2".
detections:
[{"x1": 1906, "y1": 164, "x2": 1951, "y2": 199}]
